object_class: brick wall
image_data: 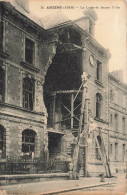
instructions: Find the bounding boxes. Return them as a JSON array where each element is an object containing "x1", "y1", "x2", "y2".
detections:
[
  {"x1": 7, "y1": 65, "x2": 20, "y2": 106},
  {"x1": 5, "y1": 22, "x2": 23, "y2": 64}
]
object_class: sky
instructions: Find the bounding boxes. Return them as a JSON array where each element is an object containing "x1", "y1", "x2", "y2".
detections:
[{"x1": 29, "y1": 0, "x2": 127, "y2": 82}]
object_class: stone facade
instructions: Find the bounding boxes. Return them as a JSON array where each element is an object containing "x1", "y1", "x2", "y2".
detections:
[
  {"x1": 0, "y1": 2, "x2": 57, "y2": 160},
  {"x1": 109, "y1": 73, "x2": 127, "y2": 174},
  {"x1": 0, "y1": 1, "x2": 126, "y2": 176}
]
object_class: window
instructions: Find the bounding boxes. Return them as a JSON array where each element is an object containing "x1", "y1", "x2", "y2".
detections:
[
  {"x1": 110, "y1": 114, "x2": 113, "y2": 126},
  {"x1": 96, "y1": 60, "x2": 102, "y2": 82},
  {"x1": 122, "y1": 144, "x2": 125, "y2": 161},
  {"x1": 114, "y1": 114, "x2": 118, "y2": 132},
  {"x1": 25, "y1": 38, "x2": 35, "y2": 65},
  {"x1": 0, "y1": 22, "x2": 3, "y2": 51},
  {"x1": 23, "y1": 78, "x2": 34, "y2": 110},
  {"x1": 96, "y1": 136, "x2": 102, "y2": 160},
  {"x1": 123, "y1": 95, "x2": 126, "y2": 108},
  {"x1": 96, "y1": 93, "x2": 102, "y2": 119},
  {"x1": 0, "y1": 67, "x2": 5, "y2": 102},
  {"x1": 115, "y1": 143, "x2": 118, "y2": 161},
  {"x1": 0, "y1": 125, "x2": 6, "y2": 158},
  {"x1": 0, "y1": 128, "x2": 4, "y2": 155},
  {"x1": 122, "y1": 117, "x2": 125, "y2": 133},
  {"x1": 110, "y1": 143, "x2": 113, "y2": 155},
  {"x1": 110, "y1": 89, "x2": 114, "y2": 101},
  {"x1": 22, "y1": 129, "x2": 36, "y2": 159},
  {"x1": 114, "y1": 90, "x2": 118, "y2": 105}
]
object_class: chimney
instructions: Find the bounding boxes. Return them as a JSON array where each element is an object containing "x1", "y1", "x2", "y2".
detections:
[
  {"x1": 15, "y1": 0, "x2": 29, "y2": 13},
  {"x1": 83, "y1": 10, "x2": 97, "y2": 36}
]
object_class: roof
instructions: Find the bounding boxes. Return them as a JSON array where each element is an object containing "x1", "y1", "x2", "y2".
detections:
[
  {"x1": 40, "y1": 11, "x2": 71, "y2": 29},
  {"x1": 4, "y1": 0, "x2": 44, "y2": 28},
  {"x1": 109, "y1": 73, "x2": 127, "y2": 89}
]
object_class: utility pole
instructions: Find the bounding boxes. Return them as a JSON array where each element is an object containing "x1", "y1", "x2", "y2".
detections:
[
  {"x1": 72, "y1": 72, "x2": 89, "y2": 178},
  {"x1": 80, "y1": 72, "x2": 89, "y2": 177}
]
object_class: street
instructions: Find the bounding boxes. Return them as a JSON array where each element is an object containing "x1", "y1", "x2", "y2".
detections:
[{"x1": 0, "y1": 173, "x2": 126, "y2": 195}]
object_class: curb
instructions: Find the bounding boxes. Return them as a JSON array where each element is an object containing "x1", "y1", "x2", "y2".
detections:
[{"x1": 41, "y1": 182, "x2": 117, "y2": 195}]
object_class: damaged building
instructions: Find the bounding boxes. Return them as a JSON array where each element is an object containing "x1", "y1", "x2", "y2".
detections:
[{"x1": 0, "y1": 0, "x2": 126, "y2": 176}]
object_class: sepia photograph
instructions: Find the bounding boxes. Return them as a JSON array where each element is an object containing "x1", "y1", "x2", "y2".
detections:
[{"x1": 0, "y1": 0, "x2": 127, "y2": 194}]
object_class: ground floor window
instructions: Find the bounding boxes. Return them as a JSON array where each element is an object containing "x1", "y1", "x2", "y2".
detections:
[
  {"x1": 115, "y1": 143, "x2": 118, "y2": 161},
  {"x1": 96, "y1": 135, "x2": 102, "y2": 160},
  {"x1": 0, "y1": 125, "x2": 6, "y2": 158},
  {"x1": 22, "y1": 129, "x2": 36, "y2": 159}
]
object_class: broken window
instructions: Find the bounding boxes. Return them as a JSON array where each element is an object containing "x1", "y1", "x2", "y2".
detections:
[
  {"x1": 0, "y1": 66, "x2": 5, "y2": 102},
  {"x1": 0, "y1": 22, "x2": 3, "y2": 51},
  {"x1": 25, "y1": 38, "x2": 35, "y2": 65},
  {"x1": 59, "y1": 28, "x2": 82, "y2": 46},
  {"x1": 23, "y1": 78, "x2": 34, "y2": 110},
  {"x1": 96, "y1": 60, "x2": 102, "y2": 82},
  {"x1": 22, "y1": 129, "x2": 36, "y2": 159},
  {"x1": 96, "y1": 93, "x2": 102, "y2": 119}
]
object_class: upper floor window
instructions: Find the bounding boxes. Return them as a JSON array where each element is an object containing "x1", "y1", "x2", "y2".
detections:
[
  {"x1": 123, "y1": 94, "x2": 126, "y2": 108},
  {"x1": 96, "y1": 60, "x2": 102, "y2": 82},
  {"x1": 0, "y1": 67, "x2": 5, "y2": 102},
  {"x1": 122, "y1": 117, "x2": 125, "y2": 133},
  {"x1": 0, "y1": 22, "x2": 3, "y2": 51},
  {"x1": 122, "y1": 144, "x2": 125, "y2": 161},
  {"x1": 110, "y1": 143, "x2": 113, "y2": 156},
  {"x1": 110, "y1": 89, "x2": 114, "y2": 101},
  {"x1": 114, "y1": 114, "x2": 118, "y2": 132},
  {"x1": 96, "y1": 93, "x2": 102, "y2": 119},
  {"x1": 114, "y1": 90, "x2": 118, "y2": 105},
  {"x1": 25, "y1": 38, "x2": 35, "y2": 65},
  {"x1": 23, "y1": 78, "x2": 34, "y2": 110},
  {"x1": 110, "y1": 114, "x2": 113, "y2": 126}
]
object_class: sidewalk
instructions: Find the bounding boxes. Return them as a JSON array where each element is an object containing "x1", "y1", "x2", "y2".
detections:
[{"x1": 0, "y1": 173, "x2": 126, "y2": 195}]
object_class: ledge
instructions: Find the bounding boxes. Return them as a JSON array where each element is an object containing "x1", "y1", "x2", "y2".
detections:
[
  {"x1": 0, "y1": 102, "x2": 44, "y2": 116},
  {"x1": 95, "y1": 80, "x2": 104, "y2": 87},
  {"x1": 21, "y1": 61, "x2": 40, "y2": 72},
  {"x1": 94, "y1": 117, "x2": 108, "y2": 124}
]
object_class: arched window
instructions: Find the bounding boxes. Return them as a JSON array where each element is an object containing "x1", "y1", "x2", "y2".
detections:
[
  {"x1": 22, "y1": 129, "x2": 36, "y2": 159},
  {"x1": 23, "y1": 78, "x2": 34, "y2": 110},
  {"x1": 0, "y1": 125, "x2": 6, "y2": 158},
  {"x1": 96, "y1": 93, "x2": 102, "y2": 119},
  {"x1": 0, "y1": 67, "x2": 5, "y2": 102}
]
